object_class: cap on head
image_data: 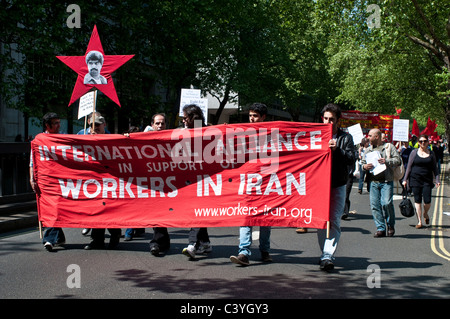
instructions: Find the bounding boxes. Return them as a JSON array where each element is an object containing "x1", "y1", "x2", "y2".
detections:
[{"x1": 93, "y1": 116, "x2": 105, "y2": 124}]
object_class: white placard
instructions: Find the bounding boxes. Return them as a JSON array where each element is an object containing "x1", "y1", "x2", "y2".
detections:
[
  {"x1": 365, "y1": 151, "x2": 386, "y2": 175},
  {"x1": 347, "y1": 123, "x2": 364, "y2": 145},
  {"x1": 392, "y1": 119, "x2": 409, "y2": 142},
  {"x1": 181, "y1": 88, "x2": 201, "y2": 100},
  {"x1": 180, "y1": 98, "x2": 208, "y2": 124},
  {"x1": 78, "y1": 91, "x2": 96, "y2": 119},
  {"x1": 179, "y1": 88, "x2": 201, "y2": 116},
  {"x1": 179, "y1": 89, "x2": 208, "y2": 124}
]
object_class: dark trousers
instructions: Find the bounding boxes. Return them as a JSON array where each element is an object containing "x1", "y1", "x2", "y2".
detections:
[
  {"x1": 150, "y1": 227, "x2": 170, "y2": 250},
  {"x1": 344, "y1": 174, "x2": 353, "y2": 215},
  {"x1": 91, "y1": 228, "x2": 121, "y2": 243},
  {"x1": 188, "y1": 228, "x2": 209, "y2": 248}
]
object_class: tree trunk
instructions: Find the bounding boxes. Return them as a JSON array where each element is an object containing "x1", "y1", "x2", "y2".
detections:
[{"x1": 212, "y1": 87, "x2": 230, "y2": 125}]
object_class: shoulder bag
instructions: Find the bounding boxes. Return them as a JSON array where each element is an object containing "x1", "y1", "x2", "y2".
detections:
[{"x1": 399, "y1": 189, "x2": 415, "y2": 218}]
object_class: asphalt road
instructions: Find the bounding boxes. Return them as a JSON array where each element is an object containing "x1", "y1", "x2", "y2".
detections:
[{"x1": 1, "y1": 167, "x2": 450, "y2": 307}]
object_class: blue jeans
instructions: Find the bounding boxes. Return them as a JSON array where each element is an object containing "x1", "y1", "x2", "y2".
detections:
[
  {"x1": 317, "y1": 185, "x2": 346, "y2": 261},
  {"x1": 369, "y1": 181, "x2": 395, "y2": 231},
  {"x1": 125, "y1": 228, "x2": 134, "y2": 238},
  {"x1": 358, "y1": 163, "x2": 365, "y2": 190},
  {"x1": 238, "y1": 226, "x2": 271, "y2": 257},
  {"x1": 42, "y1": 227, "x2": 65, "y2": 245}
]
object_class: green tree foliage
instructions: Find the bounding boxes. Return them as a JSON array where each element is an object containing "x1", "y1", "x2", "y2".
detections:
[
  {"x1": 3, "y1": 0, "x2": 449, "y2": 139},
  {"x1": 316, "y1": 0, "x2": 450, "y2": 138}
]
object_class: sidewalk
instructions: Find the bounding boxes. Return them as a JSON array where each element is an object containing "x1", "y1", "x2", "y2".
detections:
[{"x1": 0, "y1": 193, "x2": 37, "y2": 234}]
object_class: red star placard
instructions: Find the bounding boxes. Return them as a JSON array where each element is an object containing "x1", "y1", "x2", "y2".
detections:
[{"x1": 57, "y1": 25, "x2": 134, "y2": 107}]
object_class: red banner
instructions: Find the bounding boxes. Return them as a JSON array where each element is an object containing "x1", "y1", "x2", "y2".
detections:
[
  {"x1": 340, "y1": 110, "x2": 399, "y2": 141},
  {"x1": 32, "y1": 122, "x2": 332, "y2": 229}
]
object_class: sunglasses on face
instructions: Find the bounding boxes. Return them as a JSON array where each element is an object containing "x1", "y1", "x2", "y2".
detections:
[{"x1": 418, "y1": 140, "x2": 428, "y2": 144}]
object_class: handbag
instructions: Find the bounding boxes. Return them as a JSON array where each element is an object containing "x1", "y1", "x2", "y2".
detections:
[{"x1": 399, "y1": 189, "x2": 415, "y2": 218}]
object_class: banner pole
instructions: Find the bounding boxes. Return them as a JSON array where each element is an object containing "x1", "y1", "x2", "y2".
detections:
[
  {"x1": 326, "y1": 221, "x2": 330, "y2": 239},
  {"x1": 38, "y1": 220, "x2": 43, "y2": 239},
  {"x1": 92, "y1": 90, "x2": 97, "y2": 133}
]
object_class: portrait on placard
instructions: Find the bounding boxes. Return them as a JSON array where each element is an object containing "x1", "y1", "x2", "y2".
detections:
[
  {"x1": 83, "y1": 50, "x2": 107, "y2": 85},
  {"x1": 57, "y1": 25, "x2": 134, "y2": 106}
]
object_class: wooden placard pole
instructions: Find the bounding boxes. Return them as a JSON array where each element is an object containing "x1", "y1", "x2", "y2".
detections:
[
  {"x1": 326, "y1": 221, "x2": 330, "y2": 239},
  {"x1": 38, "y1": 220, "x2": 43, "y2": 239},
  {"x1": 91, "y1": 90, "x2": 98, "y2": 134}
]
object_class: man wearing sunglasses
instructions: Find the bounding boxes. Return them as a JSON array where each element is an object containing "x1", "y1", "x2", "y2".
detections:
[{"x1": 362, "y1": 128, "x2": 401, "y2": 238}]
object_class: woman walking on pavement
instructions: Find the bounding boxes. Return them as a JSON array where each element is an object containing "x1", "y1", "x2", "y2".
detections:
[{"x1": 402, "y1": 134, "x2": 440, "y2": 229}]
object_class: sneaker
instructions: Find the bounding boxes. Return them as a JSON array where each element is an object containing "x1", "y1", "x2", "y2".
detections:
[
  {"x1": 44, "y1": 242, "x2": 53, "y2": 252},
  {"x1": 320, "y1": 259, "x2": 334, "y2": 272},
  {"x1": 182, "y1": 244, "x2": 196, "y2": 258},
  {"x1": 196, "y1": 241, "x2": 212, "y2": 254},
  {"x1": 230, "y1": 254, "x2": 250, "y2": 266},
  {"x1": 261, "y1": 251, "x2": 273, "y2": 262},
  {"x1": 54, "y1": 240, "x2": 66, "y2": 247}
]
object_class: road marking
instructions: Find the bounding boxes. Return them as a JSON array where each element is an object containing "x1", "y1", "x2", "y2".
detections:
[{"x1": 431, "y1": 162, "x2": 450, "y2": 261}]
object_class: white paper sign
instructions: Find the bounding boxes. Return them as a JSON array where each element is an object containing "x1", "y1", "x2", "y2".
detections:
[
  {"x1": 365, "y1": 151, "x2": 386, "y2": 175},
  {"x1": 179, "y1": 89, "x2": 208, "y2": 124},
  {"x1": 393, "y1": 119, "x2": 409, "y2": 142},
  {"x1": 181, "y1": 88, "x2": 201, "y2": 100},
  {"x1": 347, "y1": 123, "x2": 364, "y2": 145},
  {"x1": 78, "y1": 91, "x2": 96, "y2": 119}
]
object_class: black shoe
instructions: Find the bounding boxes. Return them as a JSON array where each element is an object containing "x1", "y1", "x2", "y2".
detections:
[
  {"x1": 84, "y1": 241, "x2": 105, "y2": 250},
  {"x1": 387, "y1": 227, "x2": 395, "y2": 237},
  {"x1": 150, "y1": 245, "x2": 160, "y2": 256},
  {"x1": 341, "y1": 213, "x2": 348, "y2": 220},
  {"x1": 261, "y1": 251, "x2": 273, "y2": 262},
  {"x1": 319, "y1": 259, "x2": 334, "y2": 272},
  {"x1": 374, "y1": 230, "x2": 386, "y2": 238},
  {"x1": 230, "y1": 254, "x2": 250, "y2": 266},
  {"x1": 82, "y1": 228, "x2": 91, "y2": 236}
]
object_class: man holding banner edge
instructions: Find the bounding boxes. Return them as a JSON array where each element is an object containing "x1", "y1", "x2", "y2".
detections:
[
  {"x1": 317, "y1": 104, "x2": 355, "y2": 271},
  {"x1": 30, "y1": 112, "x2": 66, "y2": 252},
  {"x1": 230, "y1": 103, "x2": 273, "y2": 266}
]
